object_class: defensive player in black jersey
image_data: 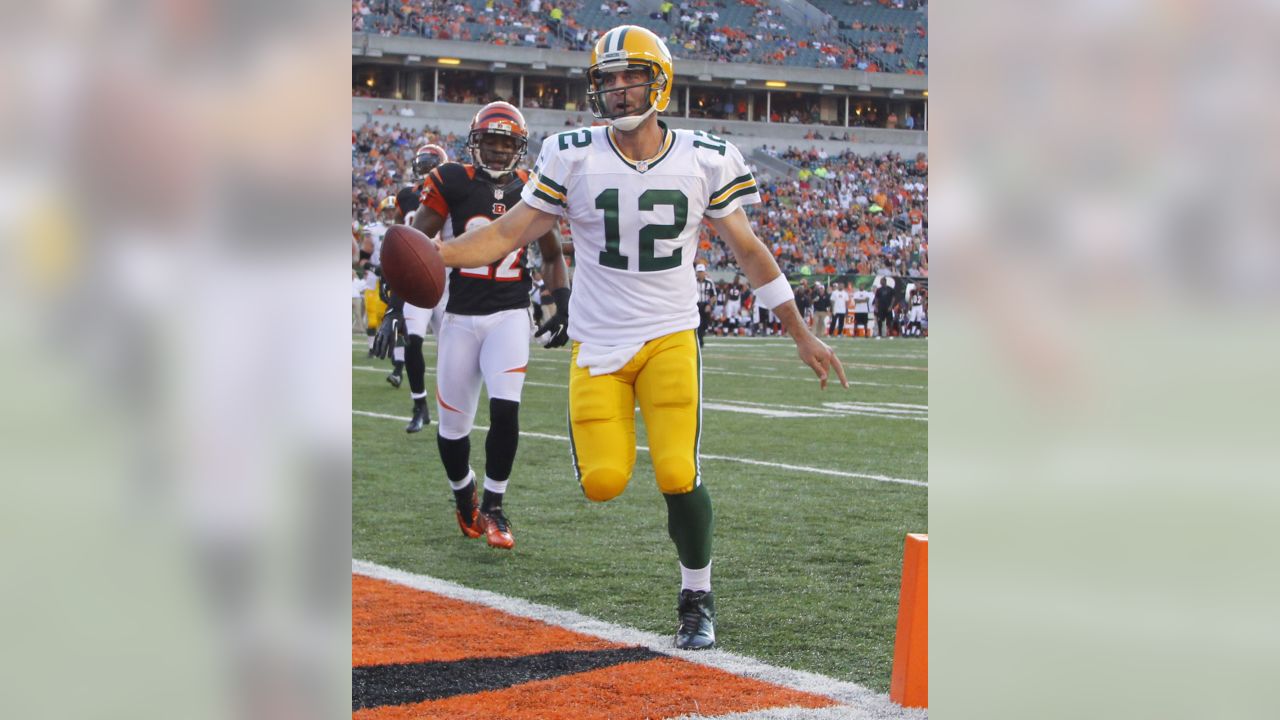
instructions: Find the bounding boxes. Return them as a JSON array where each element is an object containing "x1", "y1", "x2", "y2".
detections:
[
  {"x1": 410, "y1": 102, "x2": 570, "y2": 550},
  {"x1": 389, "y1": 144, "x2": 450, "y2": 432}
]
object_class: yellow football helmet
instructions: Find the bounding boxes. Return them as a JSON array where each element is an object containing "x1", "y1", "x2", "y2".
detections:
[{"x1": 587, "y1": 25, "x2": 674, "y2": 124}]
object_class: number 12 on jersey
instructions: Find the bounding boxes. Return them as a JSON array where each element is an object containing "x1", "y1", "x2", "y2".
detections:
[{"x1": 596, "y1": 188, "x2": 689, "y2": 272}]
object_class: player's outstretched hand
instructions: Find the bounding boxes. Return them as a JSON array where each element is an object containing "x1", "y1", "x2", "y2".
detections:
[{"x1": 795, "y1": 333, "x2": 848, "y2": 390}]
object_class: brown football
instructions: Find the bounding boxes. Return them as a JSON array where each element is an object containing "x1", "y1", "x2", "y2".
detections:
[{"x1": 380, "y1": 224, "x2": 447, "y2": 309}]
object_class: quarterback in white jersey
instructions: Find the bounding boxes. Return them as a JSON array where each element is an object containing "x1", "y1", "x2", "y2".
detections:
[
  {"x1": 524, "y1": 123, "x2": 756, "y2": 346},
  {"x1": 432, "y1": 24, "x2": 847, "y2": 651}
]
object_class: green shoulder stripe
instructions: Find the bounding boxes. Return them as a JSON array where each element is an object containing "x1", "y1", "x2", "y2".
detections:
[{"x1": 708, "y1": 184, "x2": 758, "y2": 210}]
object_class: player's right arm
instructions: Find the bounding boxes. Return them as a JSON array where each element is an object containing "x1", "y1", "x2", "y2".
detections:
[
  {"x1": 438, "y1": 201, "x2": 559, "y2": 269},
  {"x1": 411, "y1": 205, "x2": 447, "y2": 239}
]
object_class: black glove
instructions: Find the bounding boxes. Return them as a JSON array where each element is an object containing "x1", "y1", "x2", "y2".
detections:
[
  {"x1": 372, "y1": 308, "x2": 402, "y2": 359},
  {"x1": 535, "y1": 287, "x2": 571, "y2": 348}
]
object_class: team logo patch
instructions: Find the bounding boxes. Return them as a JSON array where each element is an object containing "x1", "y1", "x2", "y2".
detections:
[{"x1": 493, "y1": 203, "x2": 507, "y2": 215}]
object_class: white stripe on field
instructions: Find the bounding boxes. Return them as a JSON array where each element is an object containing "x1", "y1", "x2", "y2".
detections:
[
  {"x1": 353, "y1": 367, "x2": 928, "y2": 417},
  {"x1": 352, "y1": 410, "x2": 927, "y2": 487},
  {"x1": 352, "y1": 560, "x2": 926, "y2": 720}
]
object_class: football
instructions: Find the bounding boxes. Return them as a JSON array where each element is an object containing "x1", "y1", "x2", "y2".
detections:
[{"x1": 380, "y1": 224, "x2": 447, "y2": 309}]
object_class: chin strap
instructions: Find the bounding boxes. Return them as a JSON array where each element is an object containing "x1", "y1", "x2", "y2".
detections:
[{"x1": 611, "y1": 104, "x2": 656, "y2": 132}]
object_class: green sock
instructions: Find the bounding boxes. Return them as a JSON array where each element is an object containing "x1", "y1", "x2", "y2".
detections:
[{"x1": 663, "y1": 483, "x2": 713, "y2": 569}]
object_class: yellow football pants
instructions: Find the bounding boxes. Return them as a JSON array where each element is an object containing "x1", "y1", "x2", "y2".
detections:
[
  {"x1": 568, "y1": 330, "x2": 701, "y2": 501},
  {"x1": 364, "y1": 285, "x2": 387, "y2": 331}
]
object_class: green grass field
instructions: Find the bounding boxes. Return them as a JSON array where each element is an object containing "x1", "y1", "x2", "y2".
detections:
[{"x1": 353, "y1": 332, "x2": 927, "y2": 692}]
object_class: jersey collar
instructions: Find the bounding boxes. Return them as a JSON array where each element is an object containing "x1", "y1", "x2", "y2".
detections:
[{"x1": 606, "y1": 121, "x2": 674, "y2": 174}]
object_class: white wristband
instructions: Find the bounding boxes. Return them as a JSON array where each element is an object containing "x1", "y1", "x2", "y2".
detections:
[{"x1": 754, "y1": 274, "x2": 795, "y2": 310}]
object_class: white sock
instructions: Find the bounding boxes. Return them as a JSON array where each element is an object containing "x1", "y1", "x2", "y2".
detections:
[
  {"x1": 680, "y1": 561, "x2": 712, "y2": 593},
  {"x1": 448, "y1": 469, "x2": 474, "y2": 491},
  {"x1": 411, "y1": 391, "x2": 428, "y2": 400},
  {"x1": 483, "y1": 476, "x2": 509, "y2": 496},
  {"x1": 393, "y1": 345, "x2": 405, "y2": 362},
  {"x1": 368, "y1": 336, "x2": 375, "y2": 349}
]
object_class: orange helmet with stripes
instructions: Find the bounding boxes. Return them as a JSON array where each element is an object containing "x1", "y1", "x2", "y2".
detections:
[
  {"x1": 412, "y1": 144, "x2": 448, "y2": 179},
  {"x1": 466, "y1": 101, "x2": 528, "y2": 179},
  {"x1": 588, "y1": 25, "x2": 673, "y2": 128}
]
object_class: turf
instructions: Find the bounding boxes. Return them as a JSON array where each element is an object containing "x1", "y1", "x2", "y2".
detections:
[{"x1": 353, "y1": 332, "x2": 927, "y2": 692}]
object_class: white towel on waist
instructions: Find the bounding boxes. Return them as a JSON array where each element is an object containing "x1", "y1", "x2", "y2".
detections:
[{"x1": 576, "y1": 342, "x2": 645, "y2": 376}]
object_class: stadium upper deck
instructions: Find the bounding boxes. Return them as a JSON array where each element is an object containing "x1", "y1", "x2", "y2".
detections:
[{"x1": 352, "y1": 0, "x2": 926, "y2": 72}]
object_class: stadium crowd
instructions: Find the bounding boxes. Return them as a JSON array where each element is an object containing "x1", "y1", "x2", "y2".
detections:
[
  {"x1": 353, "y1": 120, "x2": 926, "y2": 297},
  {"x1": 353, "y1": 0, "x2": 925, "y2": 72}
]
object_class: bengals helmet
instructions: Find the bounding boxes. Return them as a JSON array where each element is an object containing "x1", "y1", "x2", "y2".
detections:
[
  {"x1": 412, "y1": 144, "x2": 448, "y2": 178},
  {"x1": 466, "y1": 101, "x2": 528, "y2": 179},
  {"x1": 587, "y1": 25, "x2": 673, "y2": 127}
]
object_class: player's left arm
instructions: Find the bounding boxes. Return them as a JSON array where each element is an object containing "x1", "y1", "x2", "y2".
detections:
[{"x1": 709, "y1": 208, "x2": 848, "y2": 389}]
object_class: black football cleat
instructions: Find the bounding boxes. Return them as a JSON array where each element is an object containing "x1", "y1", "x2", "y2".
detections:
[
  {"x1": 405, "y1": 399, "x2": 430, "y2": 433},
  {"x1": 385, "y1": 372, "x2": 402, "y2": 389},
  {"x1": 675, "y1": 589, "x2": 716, "y2": 650}
]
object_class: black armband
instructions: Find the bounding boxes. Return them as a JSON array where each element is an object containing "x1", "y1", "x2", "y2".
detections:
[{"x1": 551, "y1": 287, "x2": 571, "y2": 316}]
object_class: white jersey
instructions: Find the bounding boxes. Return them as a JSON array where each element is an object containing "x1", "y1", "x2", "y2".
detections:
[
  {"x1": 852, "y1": 289, "x2": 872, "y2": 313},
  {"x1": 830, "y1": 289, "x2": 850, "y2": 315},
  {"x1": 522, "y1": 123, "x2": 760, "y2": 346},
  {"x1": 365, "y1": 221, "x2": 389, "y2": 267}
]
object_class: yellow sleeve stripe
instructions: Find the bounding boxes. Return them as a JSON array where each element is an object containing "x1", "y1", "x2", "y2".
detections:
[
  {"x1": 534, "y1": 179, "x2": 565, "y2": 201},
  {"x1": 709, "y1": 177, "x2": 757, "y2": 206}
]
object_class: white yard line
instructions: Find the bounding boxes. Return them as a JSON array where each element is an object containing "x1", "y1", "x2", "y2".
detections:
[
  {"x1": 353, "y1": 560, "x2": 927, "y2": 720},
  {"x1": 352, "y1": 410, "x2": 927, "y2": 488},
  {"x1": 354, "y1": 367, "x2": 927, "y2": 421}
]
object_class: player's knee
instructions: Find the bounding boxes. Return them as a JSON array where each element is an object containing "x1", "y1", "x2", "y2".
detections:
[
  {"x1": 654, "y1": 456, "x2": 697, "y2": 495},
  {"x1": 488, "y1": 398, "x2": 519, "y2": 434},
  {"x1": 437, "y1": 411, "x2": 473, "y2": 440},
  {"x1": 580, "y1": 465, "x2": 630, "y2": 502}
]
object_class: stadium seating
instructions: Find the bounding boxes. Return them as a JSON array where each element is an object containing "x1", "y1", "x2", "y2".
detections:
[{"x1": 353, "y1": 0, "x2": 926, "y2": 71}]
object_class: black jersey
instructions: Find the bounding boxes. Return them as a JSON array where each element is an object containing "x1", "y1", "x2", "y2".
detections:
[
  {"x1": 795, "y1": 287, "x2": 811, "y2": 312},
  {"x1": 394, "y1": 183, "x2": 422, "y2": 220},
  {"x1": 419, "y1": 163, "x2": 532, "y2": 316},
  {"x1": 727, "y1": 286, "x2": 742, "y2": 302},
  {"x1": 874, "y1": 284, "x2": 895, "y2": 315}
]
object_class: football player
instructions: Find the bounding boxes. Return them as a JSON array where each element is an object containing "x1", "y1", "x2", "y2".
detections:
[
  {"x1": 393, "y1": 144, "x2": 451, "y2": 433},
  {"x1": 356, "y1": 198, "x2": 393, "y2": 357},
  {"x1": 411, "y1": 102, "x2": 570, "y2": 550},
  {"x1": 430, "y1": 26, "x2": 847, "y2": 650}
]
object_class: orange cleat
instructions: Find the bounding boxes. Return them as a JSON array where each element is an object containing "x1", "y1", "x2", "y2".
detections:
[
  {"x1": 455, "y1": 487, "x2": 483, "y2": 539},
  {"x1": 478, "y1": 508, "x2": 514, "y2": 550}
]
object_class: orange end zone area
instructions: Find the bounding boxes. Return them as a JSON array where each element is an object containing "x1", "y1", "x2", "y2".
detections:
[
  {"x1": 354, "y1": 574, "x2": 618, "y2": 666},
  {"x1": 353, "y1": 574, "x2": 840, "y2": 719}
]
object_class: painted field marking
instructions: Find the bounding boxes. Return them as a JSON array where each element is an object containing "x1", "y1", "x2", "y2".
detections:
[
  {"x1": 354, "y1": 367, "x2": 926, "y2": 422},
  {"x1": 353, "y1": 560, "x2": 928, "y2": 720},
  {"x1": 352, "y1": 410, "x2": 927, "y2": 488}
]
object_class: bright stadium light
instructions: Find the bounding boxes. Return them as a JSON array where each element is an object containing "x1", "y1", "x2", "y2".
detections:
[
  {"x1": 437, "y1": 57, "x2": 461, "y2": 65},
  {"x1": 733, "y1": 79, "x2": 747, "y2": 86},
  {"x1": 765, "y1": 81, "x2": 787, "y2": 88},
  {"x1": 531, "y1": 61, "x2": 548, "y2": 70},
  {"x1": 406, "y1": 55, "x2": 422, "y2": 63}
]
